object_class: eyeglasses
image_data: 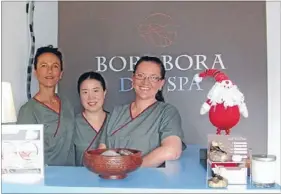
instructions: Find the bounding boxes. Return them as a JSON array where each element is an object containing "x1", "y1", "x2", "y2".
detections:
[{"x1": 134, "y1": 73, "x2": 162, "y2": 83}]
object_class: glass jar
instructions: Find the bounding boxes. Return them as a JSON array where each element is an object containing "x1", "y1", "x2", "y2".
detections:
[
  {"x1": 251, "y1": 154, "x2": 276, "y2": 188},
  {"x1": 247, "y1": 148, "x2": 252, "y2": 177}
]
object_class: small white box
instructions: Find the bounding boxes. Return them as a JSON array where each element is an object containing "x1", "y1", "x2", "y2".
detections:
[
  {"x1": 208, "y1": 160, "x2": 248, "y2": 185},
  {"x1": 219, "y1": 167, "x2": 247, "y2": 184}
]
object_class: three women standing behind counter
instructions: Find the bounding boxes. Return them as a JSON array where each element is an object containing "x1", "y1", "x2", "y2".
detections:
[{"x1": 17, "y1": 47, "x2": 185, "y2": 167}]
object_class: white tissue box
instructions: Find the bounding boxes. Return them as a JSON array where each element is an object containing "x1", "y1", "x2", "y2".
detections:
[
  {"x1": 210, "y1": 162, "x2": 248, "y2": 185},
  {"x1": 219, "y1": 167, "x2": 247, "y2": 184}
]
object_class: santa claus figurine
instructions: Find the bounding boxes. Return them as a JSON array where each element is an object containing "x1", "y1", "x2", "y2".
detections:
[{"x1": 194, "y1": 69, "x2": 248, "y2": 135}]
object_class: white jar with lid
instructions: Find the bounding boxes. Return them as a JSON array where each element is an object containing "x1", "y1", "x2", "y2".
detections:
[{"x1": 251, "y1": 154, "x2": 276, "y2": 188}]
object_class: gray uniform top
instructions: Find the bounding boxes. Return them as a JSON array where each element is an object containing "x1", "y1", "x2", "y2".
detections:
[
  {"x1": 73, "y1": 112, "x2": 109, "y2": 166},
  {"x1": 99, "y1": 101, "x2": 185, "y2": 156},
  {"x1": 17, "y1": 94, "x2": 75, "y2": 166}
]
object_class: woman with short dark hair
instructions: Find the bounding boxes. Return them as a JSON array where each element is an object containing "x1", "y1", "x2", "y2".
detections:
[{"x1": 17, "y1": 45, "x2": 75, "y2": 166}]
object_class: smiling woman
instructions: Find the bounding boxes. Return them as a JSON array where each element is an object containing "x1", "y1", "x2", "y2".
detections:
[
  {"x1": 73, "y1": 71, "x2": 110, "y2": 166},
  {"x1": 99, "y1": 56, "x2": 186, "y2": 168},
  {"x1": 17, "y1": 45, "x2": 76, "y2": 166}
]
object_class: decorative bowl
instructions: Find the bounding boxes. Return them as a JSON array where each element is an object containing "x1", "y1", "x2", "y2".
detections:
[{"x1": 83, "y1": 148, "x2": 142, "y2": 179}]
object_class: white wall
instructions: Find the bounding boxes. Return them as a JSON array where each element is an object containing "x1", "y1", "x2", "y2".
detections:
[
  {"x1": 2, "y1": 1, "x2": 28, "y2": 113},
  {"x1": 266, "y1": 1, "x2": 281, "y2": 185},
  {"x1": 2, "y1": 1, "x2": 58, "y2": 113}
]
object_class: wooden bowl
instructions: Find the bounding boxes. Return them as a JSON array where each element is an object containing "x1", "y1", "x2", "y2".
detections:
[{"x1": 83, "y1": 148, "x2": 142, "y2": 179}]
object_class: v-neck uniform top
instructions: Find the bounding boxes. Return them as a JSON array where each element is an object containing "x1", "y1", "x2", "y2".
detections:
[
  {"x1": 99, "y1": 101, "x2": 185, "y2": 156},
  {"x1": 16, "y1": 94, "x2": 75, "y2": 166},
  {"x1": 73, "y1": 112, "x2": 110, "y2": 166}
]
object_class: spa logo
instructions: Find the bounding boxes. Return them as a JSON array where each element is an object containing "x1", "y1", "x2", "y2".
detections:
[{"x1": 138, "y1": 13, "x2": 178, "y2": 48}]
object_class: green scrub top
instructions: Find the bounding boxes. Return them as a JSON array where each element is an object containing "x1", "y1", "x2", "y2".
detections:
[
  {"x1": 17, "y1": 94, "x2": 75, "y2": 166},
  {"x1": 100, "y1": 101, "x2": 185, "y2": 156},
  {"x1": 73, "y1": 112, "x2": 109, "y2": 166}
]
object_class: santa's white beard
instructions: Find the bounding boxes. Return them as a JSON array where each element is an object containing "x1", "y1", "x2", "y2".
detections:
[{"x1": 207, "y1": 82, "x2": 245, "y2": 108}]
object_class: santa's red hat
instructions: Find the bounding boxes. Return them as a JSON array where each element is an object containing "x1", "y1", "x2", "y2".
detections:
[{"x1": 194, "y1": 69, "x2": 229, "y2": 83}]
